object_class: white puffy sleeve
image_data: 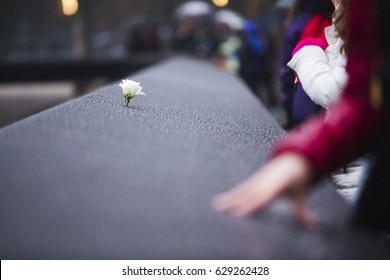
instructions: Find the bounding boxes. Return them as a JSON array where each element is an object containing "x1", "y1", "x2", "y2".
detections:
[{"x1": 287, "y1": 45, "x2": 348, "y2": 109}]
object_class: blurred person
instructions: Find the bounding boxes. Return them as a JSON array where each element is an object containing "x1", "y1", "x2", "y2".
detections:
[
  {"x1": 255, "y1": 1, "x2": 286, "y2": 108},
  {"x1": 173, "y1": 1, "x2": 217, "y2": 58},
  {"x1": 287, "y1": 0, "x2": 363, "y2": 195},
  {"x1": 174, "y1": 16, "x2": 217, "y2": 58},
  {"x1": 353, "y1": 0, "x2": 390, "y2": 231},
  {"x1": 213, "y1": 11, "x2": 267, "y2": 95},
  {"x1": 174, "y1": 17, "x2": 197, "y2": 53},
  {"x1": 213, "y1": 9, "x2": 244, "y2": 74},
  {"x1": 280, "y1": 0, "x2": 334, "y2": 129},
  {"x1": 125, "y1": 16, "x2": 161, "y2": 54},
  {"x1": 238, "y1": 19, "x2": 267, "y2": 94},
  {"x1": 213, "y1": 0, "x2": 390, "y2": 232},
  {"x1": 287, "y1": 0, "x2": 348, "y2": 112}
]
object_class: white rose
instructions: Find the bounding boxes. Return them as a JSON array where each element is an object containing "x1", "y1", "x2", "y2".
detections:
[{"x1": 119, "y1": 79, "x2": 146, "y2": 106}]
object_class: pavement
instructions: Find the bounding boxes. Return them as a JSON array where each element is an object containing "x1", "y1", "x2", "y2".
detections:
[{"x1": 0, "y1": 56, "x2": 388, "y2": 259}]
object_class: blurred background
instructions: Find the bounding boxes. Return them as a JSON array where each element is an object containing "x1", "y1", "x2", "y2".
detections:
[{"x1": 0, "y1": 0, "x2": 293, "y2": 127}]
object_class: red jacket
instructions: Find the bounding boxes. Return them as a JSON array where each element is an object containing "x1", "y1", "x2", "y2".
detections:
[{"x1": 273, "y1": 0, "x2": 386, "y2": 179}]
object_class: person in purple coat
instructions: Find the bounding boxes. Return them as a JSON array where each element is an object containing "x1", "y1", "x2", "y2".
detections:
[{"x1": 280, "y1": 0, "x2": 334, "y2": 128}]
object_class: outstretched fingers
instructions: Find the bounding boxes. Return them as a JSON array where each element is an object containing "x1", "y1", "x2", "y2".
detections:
[
  {"x1": 212, "y1": 153, "x2": 313, "y2": 225},
  {"x1": 212, "y1": 183, "x2": 275, "y2": 217},
  {"x1": 291, "y1": 189, "x2": 316, "y2": 228},
  {"x1": 212, "y1": 167, "x2": 289, "y2": 217}
]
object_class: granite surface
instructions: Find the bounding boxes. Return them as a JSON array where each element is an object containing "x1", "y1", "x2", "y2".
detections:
[{"x1": 0, "y1": 56, "x2": 388, "y2": 259}]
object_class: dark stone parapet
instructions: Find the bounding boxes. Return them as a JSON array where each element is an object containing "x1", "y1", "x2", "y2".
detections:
[{"x1": 0, "y1": 56, "x2": 388, "y2": 259}]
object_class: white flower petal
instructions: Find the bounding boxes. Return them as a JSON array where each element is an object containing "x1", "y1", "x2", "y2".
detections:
[{"x1": 118, "y1": 79, "x2": 146, "y2": 98}]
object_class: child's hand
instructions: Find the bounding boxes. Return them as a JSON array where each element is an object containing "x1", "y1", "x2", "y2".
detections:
[
  {"x1": 212, "y1": 153, "x2": 315, "y2": 227},
  {"x1": 292, "y1": 38, "x2": 327, "y2": 57}
]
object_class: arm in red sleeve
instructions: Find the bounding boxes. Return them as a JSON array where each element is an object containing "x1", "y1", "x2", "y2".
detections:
[{"x1": 273, "y1": 97, "x2": 384, "y2": 178}]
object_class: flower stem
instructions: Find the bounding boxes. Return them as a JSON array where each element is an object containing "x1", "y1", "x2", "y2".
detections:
[{"x1": 125, "y1": 95, "x2": 131, "y2": 106}]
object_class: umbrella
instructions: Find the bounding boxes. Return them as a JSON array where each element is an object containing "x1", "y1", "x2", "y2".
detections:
[
  {"x1": 175, "y1": 1, "x2": 214, "y2": 19},
  {"x1": 215, "y1": 9, "x2": 244, "y2": 30}
]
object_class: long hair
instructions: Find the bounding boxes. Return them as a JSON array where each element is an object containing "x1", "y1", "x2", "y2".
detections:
[{"x1": 333, "y1": 0, "x2": 349, "y2": 54}]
